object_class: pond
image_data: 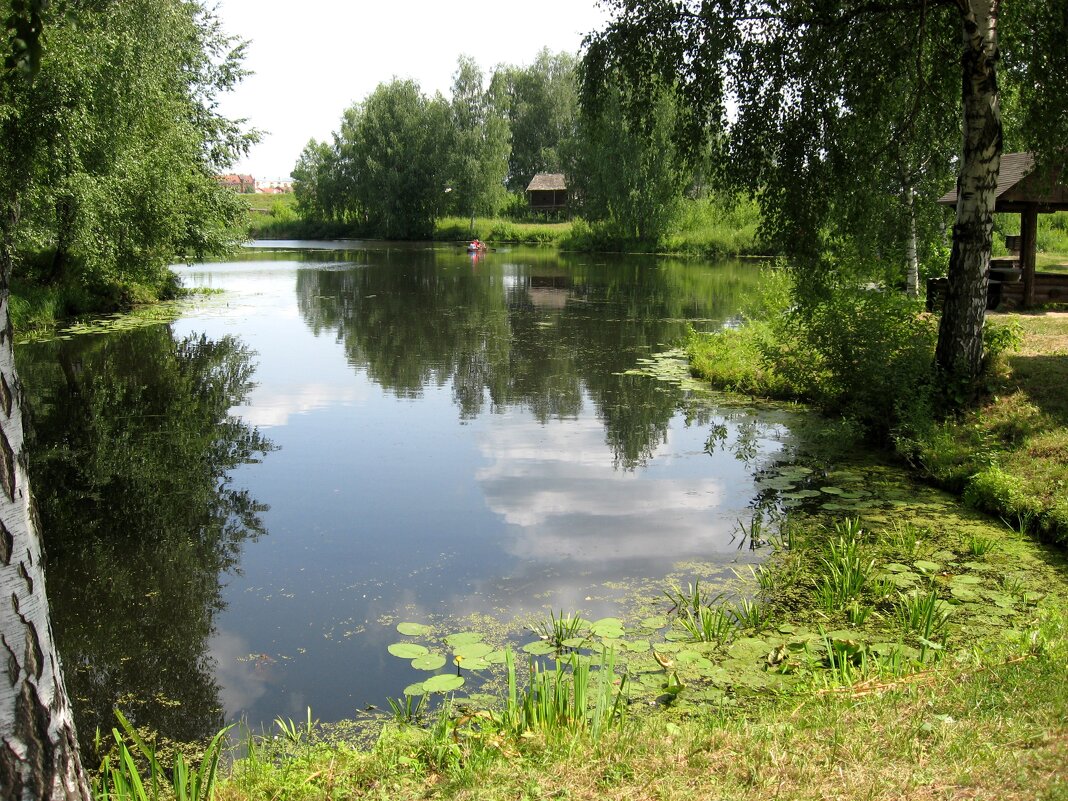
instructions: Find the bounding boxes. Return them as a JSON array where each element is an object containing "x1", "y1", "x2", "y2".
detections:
[{"x1": 20, "y1": 241, "x2": 811, "y2": 749}]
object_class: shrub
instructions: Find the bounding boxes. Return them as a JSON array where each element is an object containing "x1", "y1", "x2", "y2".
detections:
[{"x1": 761, "y1": 287, "x2": 938, "y2": 438}]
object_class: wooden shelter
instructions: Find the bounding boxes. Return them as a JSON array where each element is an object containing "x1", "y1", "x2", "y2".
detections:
[
  {"x1": 526, "y1": 173, "x2": 568, "y2": 214},
  {"x1": 937, "y1": 152, "x2": 1068, "y2": 308}
]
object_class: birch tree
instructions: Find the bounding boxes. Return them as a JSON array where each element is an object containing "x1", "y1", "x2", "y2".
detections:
[{"x1": 583, "y1": 0, "x2": 1068, "y2": 385}]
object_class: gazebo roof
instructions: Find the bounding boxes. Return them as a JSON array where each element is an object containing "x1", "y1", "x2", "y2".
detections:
[
  {"x1": 938, "y1": 152, "x2": 1068, "y2": 212},
  {"x1": 526, "y1": 173, "x2": 567, "y2": 192}
]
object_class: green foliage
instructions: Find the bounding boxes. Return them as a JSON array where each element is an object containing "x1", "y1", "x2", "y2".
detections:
[
  {"x1": 570, "y1": 76, "x2": 690, "y2": 245},
  {"x1": 500, "y1": 647, "x2": 627, "y2": 741},
  {"x1": 490, "y1": 49, "x2": 579, "y2": 192},
  {"x1": 814, "y1": 523, "x2": 874, "y2": 611},
  {"x1": 96, "y1": 710, "x2": 230, "y2": 801},
  {"x1": 2, "y1": 0, "x2": 254, "y2": 315},
  {"x1": 766, "y1": 287, "x2": 937, "y2": 436},
  {"x1": 664, "y1": 581, "x2": 734, "y2": 643},
  {"x1": 447, "y1": 56, "x2": 511, "y2": 223}
]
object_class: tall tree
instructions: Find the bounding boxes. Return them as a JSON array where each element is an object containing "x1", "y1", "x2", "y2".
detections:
[
  {"x1": 583, "y1": 0, "x2": 1068, "y2": 384},
  {"x1": 337, "y1": 80, "x2": 455, "y2": 239},
  {"x1": 571, "y1": 74, "x2": 690, "y2": 243},
  {"x1": 448, "y1": 56, "x2": 511, "y2": 229},
  {"x1": 1, "y1": 3, "x2": 91, "y2": 797},
  {"x1": 491, "y1": 50, "x2": 580, "y2": 192}
]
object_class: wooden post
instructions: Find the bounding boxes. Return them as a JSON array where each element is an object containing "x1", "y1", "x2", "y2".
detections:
[{"x1": 1020, "y1": 204, "x2": 1038, "y2": 308}]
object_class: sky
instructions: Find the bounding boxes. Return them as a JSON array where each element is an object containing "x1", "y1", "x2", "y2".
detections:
[{"x1": 213, "y1": 1, "x2": 611, "y2": 180}]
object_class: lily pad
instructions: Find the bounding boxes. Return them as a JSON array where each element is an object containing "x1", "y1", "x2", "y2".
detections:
[
  {"x1": 914, "y1": 560, "x2": 941, "y2": 574},
  {"x1": 950, "y1": 586, "x2": 980, "y2": 602},
  {"x1": 819, "y1": 486, "x2": 846, "y2": 495},
  {"x1": 951, "y1": 575, "x2": 982, "y2": 585},
  {"x1": 460, "y1": 657, "x2": 491, "y2": 671},
  {"x1": 411, "y1": 653, "x2": 446, "y2": 671},
  {"x1": 522, "y1": 641, "x2": 556, "y2": 655},
  {"x1": 443, "y1": 632, "x2": 483, "y2": 647},
  {"x1": 396, "y1": 622, "x2": 432, "y2": 636},
  {"x1": 589, "y1": 618, "x2": 625, "y2": 637},
  {"x1": 453, "y1": 643, "x2": 494, "y2": 660},
  {"x1": 562, "y1": 637, "x2": 587, "y2": 649},
  {"x1": 388, "y1": 643, "x2": 430, "y2": 659},
  {"x1": 422, "y1": 674, "x2": 465, "y2": 693},
  {"x1": 787, "y1": 489, "x2": 822, "y2": 498},
  {"x1": 727, "y1": 637, "x2": 771, "y2": 661},
  {"x1": 484, "y1": 650, "x2": 508, "y2": 664},
  {"x1": 403, "y1": 682, "x2": 426, "y2": 696},
  {"x1": 640, "y1": 616, "x2": 668, "y2": 629}
]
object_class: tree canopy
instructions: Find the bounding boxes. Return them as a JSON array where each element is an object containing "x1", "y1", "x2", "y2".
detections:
[
  {"x1": 2, "y1": 0, "x2": 256, "y2": 304},
  {"x1": 583, "y1": 0, "x2": 1068, "y2": 382}
]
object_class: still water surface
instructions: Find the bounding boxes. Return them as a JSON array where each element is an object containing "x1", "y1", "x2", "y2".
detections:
[{"x1": 21, "y1": 242, "x2": 806, "y2": 747}]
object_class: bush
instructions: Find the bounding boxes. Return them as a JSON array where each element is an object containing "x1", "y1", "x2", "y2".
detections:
[{"x1": 761, "y1": 287, "x2": 938, "y2": 437}]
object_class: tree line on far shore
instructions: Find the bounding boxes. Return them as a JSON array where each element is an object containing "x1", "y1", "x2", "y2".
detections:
[{"x1": 290, "y1": 50, "x2": 724, "y2": 249}]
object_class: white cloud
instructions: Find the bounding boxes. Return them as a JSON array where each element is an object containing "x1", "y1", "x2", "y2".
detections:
[{"x1": 213, "y1": 1, "x2": 609, "y2": 178}]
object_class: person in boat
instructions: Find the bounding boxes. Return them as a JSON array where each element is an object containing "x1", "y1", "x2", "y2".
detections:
[{"x1": 469, "y1": 239, "x2": 486, "y2": 252}]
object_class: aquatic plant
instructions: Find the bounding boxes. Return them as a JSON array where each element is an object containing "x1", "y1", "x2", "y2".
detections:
[
  {"x1": 387, "y1": 693, "x2": 429, "y2": 724},
  {"x1": 968, "y1": 533, "x2": 998, "y2": 556},
  {"x1": 897, "y1": 589, "x2": 952, "y2": 660},
  {"x1": 729, "y1": 598, "x2": 768, "y2": 630},
  {"x1": 846, "y1": 601, "x2": 874, "y2": 626},
  {"x1": 530, "y1": 610, "x2": 587, "y2": 650},
  {"x1": 886, "y1": 521, "x2": 924, "y2": 554},
  {"x1": 500, "y1": 647, "x2": 627, "y2": 741},
  {"x1": 814, "y1": 526, "x2": 873, "y2": 610},
  {"x1": 666, "y1": 581, "x2": 735, "y2": 642},
  {"x1": 97, "y1": 710, "x2": 230, "y2": 801}
]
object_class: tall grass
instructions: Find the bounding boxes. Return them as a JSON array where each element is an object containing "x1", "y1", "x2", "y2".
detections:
[
  {"x1": 500, "y1": 646, "x2": 627, "y2": 741},
  {"x1": 96, "y1": 710, "x2": 230, "y2": 801}
]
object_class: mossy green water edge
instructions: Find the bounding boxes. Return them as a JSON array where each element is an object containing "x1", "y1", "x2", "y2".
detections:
[{"x1": 367, "y1": 352, "x2": 1067, "y2": 722}]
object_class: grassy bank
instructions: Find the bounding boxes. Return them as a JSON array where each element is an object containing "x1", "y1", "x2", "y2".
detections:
[
  {"x1": 145, "y1": 503, "x2": 1066, "y2": 801},
  {"x1": 687, "y1": 292, "x2": 1068, "y2": 545},
  {"x1": 915, "y1": 312, "x2": 1068, "y2": 539},
  {"x1": 246, "y1": 196, "x2": 766, "y2": 257}
]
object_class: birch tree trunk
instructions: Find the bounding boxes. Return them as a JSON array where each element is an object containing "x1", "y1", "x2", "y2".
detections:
[
  {"x1": 903, "y1": 184, "x2": 920, "y2": 298},
  {"x1": 935, "y1": 0, "x2": 1002, "y2": 383},
  {"x1": 0, "y1": 205, "x2": 90, "y2": 801}
]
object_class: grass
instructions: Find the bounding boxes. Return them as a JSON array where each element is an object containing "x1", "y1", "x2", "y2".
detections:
[
  {"x1": 915, "y1": 311, "x2": 1068, "y2": 544},
  {"x1": 208, "y1": 600, "x2": 1068, "y2": 801},
  {"x1": 246, "y1": 195, "x2": 770, "y2": 257},
  {"x1": 95, "y1": 505, "x2": 1068, "y2": 800},
  {"x1": 688, "y1": 301, "x2": 1068, "y2": 545}
]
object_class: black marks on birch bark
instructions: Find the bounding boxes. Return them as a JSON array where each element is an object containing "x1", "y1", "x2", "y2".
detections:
[
  {"x1": 10, "y1": 592, "x2": 43, "y2": 681},
  {"x1": 14, "y1": 673, "x2": 54, "y2": 801},
  {"x1": 0, "y1": 373, "x2": 11, "y2": 418},
  {"x1": 0, "y1": 427, "x2": 14, "y2": 503},
  {"x1": 1, "y1": 632, "x2": 18, "y2": 686},
  {"x1": 0, "y1": 520, "x2": 11, "y2": 565},
  {"x1": 18, "y1": 561, "x2": 32, "y2": 595}
]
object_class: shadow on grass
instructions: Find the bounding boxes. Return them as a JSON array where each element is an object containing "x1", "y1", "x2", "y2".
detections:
[{"x1": 1008, "y1": 353, "x2": 1068, "y2": 426}]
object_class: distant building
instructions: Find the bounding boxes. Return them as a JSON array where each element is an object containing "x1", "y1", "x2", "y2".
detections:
[
  {"x1": 256, "y1": 178, "x2": 294, "y2": 193},
  {"x1": 526, "y1": 173, "x2": 568, "y2": 215},
  {"x1": 217, "y1": 174, "x2": 256, "y2": 193}
]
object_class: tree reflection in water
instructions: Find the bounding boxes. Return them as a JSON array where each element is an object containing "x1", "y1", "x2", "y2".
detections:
[{"x1": 19, "y1": 325, "x2": 273, "y2": 761}]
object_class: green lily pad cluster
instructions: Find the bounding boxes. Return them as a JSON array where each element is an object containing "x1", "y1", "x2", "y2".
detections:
[{"x1": 388, "y1": 623, "x2": 509, "y2": 696}]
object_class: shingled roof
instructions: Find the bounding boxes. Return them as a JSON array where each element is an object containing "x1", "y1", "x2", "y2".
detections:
[
  {"x1": 526, "y1": 173, "x2": 567, "y2": 192},
  {"x1": 938, "y1": 153, "x2": 1068, "y2": 211}
]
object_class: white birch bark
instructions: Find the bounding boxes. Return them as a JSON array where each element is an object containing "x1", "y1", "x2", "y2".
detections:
[
  {"x1": 936, "y1": 0, "x2": 1002, "y2": 381},
  {"x1": 904, "y1": 184, "x2": 920, "y2": 298},
  {"x1": 0, "y1": 208, "x2": 90, "y2": 801}
]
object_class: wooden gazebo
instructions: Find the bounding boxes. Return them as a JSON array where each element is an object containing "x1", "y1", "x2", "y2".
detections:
[
  {"x1": 938, "y1": 152, "x2": 1068, "y2": 308},
  {"x1": 526, "y1": 173, "x2": 568, "y2": 215}
]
